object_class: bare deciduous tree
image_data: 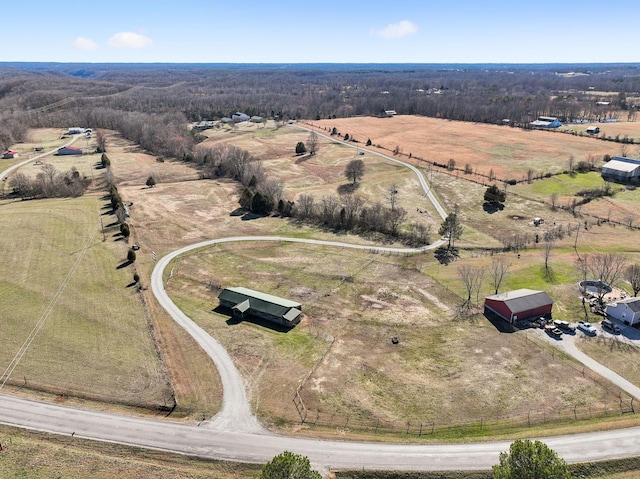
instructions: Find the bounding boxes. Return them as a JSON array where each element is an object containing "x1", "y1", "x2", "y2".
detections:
[
  {"x1": 580, "y1": 253, "x2": 628, "y2": 303},
  {"x1": 386, "y1": 184, "x2": 399, "y2": 211},
  {"x1": 625, "y1": 264, "x2": 640, "y2": 297},
  {"x1": 543, "y1": 239, "x2": 554, "y2": 281},
  {"x1": 488, "y1": 256, "x2": 511, "y2": 294},
  {"x1": 308, "y1": 131, "x2": 318, "y2": 155},
  {"x1": 458, "y1": 265, "x2": 485, "y2": 312}
]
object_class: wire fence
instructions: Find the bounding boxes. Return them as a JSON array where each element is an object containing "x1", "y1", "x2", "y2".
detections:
[
  {"x1": 291, "y1": 331, "x2": 636, "y2": 437},
  {"x1": 291, "y1": 402, "x2": 633, "y2": 438}
]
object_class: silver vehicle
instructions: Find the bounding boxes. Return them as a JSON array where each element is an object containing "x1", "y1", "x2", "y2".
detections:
[{"x1": 577, "y1": 321, "x2": 597, "y2": 336}]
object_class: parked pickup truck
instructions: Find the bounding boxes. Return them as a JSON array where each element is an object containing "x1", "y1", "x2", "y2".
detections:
[
  {"x1": 577, "y1": 321, "x2": 597, "y2": 336},
  {"x1": 553, "y1": 320, "x2": 576, "y2": 333}
]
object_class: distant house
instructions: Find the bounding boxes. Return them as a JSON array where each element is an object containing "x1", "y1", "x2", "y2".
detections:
[
  {"x1": 231, "y1": 112, "x2": 250, "y2": 122},
  {"x1": 530, "y1": 116, "x2": 562, "y2": 128},
  {"x1": 218, "y1": 286, "x2": 303, "y2": 327},
  {"x1": 484, "y1": 289, "x2": 554, "y2": 324},
  {"x1": 57, "y1": 146, "x2": 83, "y2": 156},
  {"x1": 68, "y1": 127, "x2": 85, "y2": 135},
  {"x1": 586, "y1": 125, "x2": 600, "y2": 134},
  {"x1": 605, "y1": 297, "x2": 640, "y2": 326},
  {"x1": 2, "y1": 150, "x2": 19, "y2": 159},
  {"x1": 384, "y1": 110, "x2": 397, "y2": 117},
  {"x1": 601, "y1": 156, "x2": 640, "y2": 182},
  {"x1": 250, "y1": 115, "x2": 264, "y2": 123}
]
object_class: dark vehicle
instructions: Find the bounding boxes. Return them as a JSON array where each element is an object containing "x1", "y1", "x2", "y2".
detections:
[
  {"x1": 545, "y1": 325, "x2": 563, "y2": 338},
  {"x1": 554, "y1": 320, "x2": 576, "y2": 333},
  {"x1": 601, "y1": 319, "x2": 621, "y2": 334}
]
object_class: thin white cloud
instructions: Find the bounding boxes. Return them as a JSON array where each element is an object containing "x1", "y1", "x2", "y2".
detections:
[
  {"x1": 372, "y1": 20, "x2": 418, "y2": 39},
  {"x1": 73, "y1": 37, "x2": 98, "y2": 51},
  {"x1": 107, "y1": 32, "x2": 152, "y2": 49}
]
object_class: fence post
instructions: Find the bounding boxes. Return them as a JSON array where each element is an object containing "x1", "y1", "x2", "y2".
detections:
[
  {"x1": 419, "y1": 423, "x2": 423, "y2": 437},
  {"x1": 431, "y1": 422, "x2": 435, "y2": 435},
  {"x1": 375, "y1": 418, "x2": 379, "y2": 433},
  {"x1": 406, "y1": 422, "x2": 410, "y2": 435}
]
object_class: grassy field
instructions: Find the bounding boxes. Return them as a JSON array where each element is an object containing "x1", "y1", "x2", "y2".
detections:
[
  {"x1": 166, "y1": 240, "x2": 620, "y2": 432},
  {"x1": 4, "y1": 117, "x2": 640, "y2": 476},
  {"x1": 0, "y1": 424, "x2": 260, "y2": 479},
  {"x1": 0, "y1": 193, "x2": 173, "y2": 409}
]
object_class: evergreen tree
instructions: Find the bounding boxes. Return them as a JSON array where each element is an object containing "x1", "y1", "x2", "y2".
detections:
[
  {"x1": 484, "y1": 184, "x2": 506, "y2": 205},
  {"x1": 259, "y1": 451, "x2": 322, "y2": 479},
  {"x1": 295, "y1": 141, "x2": 306, "y2": 155},
  {"x1": 493, "y1": 439, "x2": 572, "y2": 479}
]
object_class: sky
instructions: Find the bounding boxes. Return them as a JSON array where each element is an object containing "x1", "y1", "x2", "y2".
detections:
[{"x1": 1, "y1": 0, "x2": 638, "y2": 64}]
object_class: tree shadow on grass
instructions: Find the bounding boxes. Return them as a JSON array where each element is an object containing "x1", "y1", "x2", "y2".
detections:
[
  {"x1": 337, "y1": 183, "x2": 360, "y2": 195},
  {"x1": 117, "y1": 260, "x2": 133, "y2": 270},
  {"x1": 126, "y1": 281, "x2": 137, "y2": 288},
  {"x1": 434, "y1": 247, "x2": 459, "y2": 265},
  {"x1": 295, "y1": 153, "x2": 314, "y2": 164},
  {"x1": 483, "y1": 202, "x2": 504, "y2": 214}
]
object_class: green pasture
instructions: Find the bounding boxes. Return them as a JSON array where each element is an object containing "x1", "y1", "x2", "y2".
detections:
[{"x1": 0, "y1": 195, "x2": 171, "y2": 407}]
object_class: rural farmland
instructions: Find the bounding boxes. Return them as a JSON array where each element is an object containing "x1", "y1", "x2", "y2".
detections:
[{"x1": 3, "y1": 62, "x2": 640, "y2": 477}]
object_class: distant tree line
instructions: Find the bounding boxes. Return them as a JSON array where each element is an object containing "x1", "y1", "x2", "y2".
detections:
[{"x1": 1, "y1": 64, "x2": 639, "y2": 157}]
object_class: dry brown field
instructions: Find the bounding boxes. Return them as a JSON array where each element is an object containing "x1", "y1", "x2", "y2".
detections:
[{"x1": 311, "y1": 115, "x2": 630, "y2": 181}]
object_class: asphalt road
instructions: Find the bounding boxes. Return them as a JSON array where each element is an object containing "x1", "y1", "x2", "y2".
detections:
[{"x1": 3, "y1": 130, "x2": 640, "y2": 473}]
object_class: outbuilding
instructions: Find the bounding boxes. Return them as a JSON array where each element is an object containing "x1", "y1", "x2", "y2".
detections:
[
  {"x1": 218, "y1": 286, "x2": 302, "y2": 327},
  {"x1": 586, "y1": 125, "x2": 600, "y2": 134},
  {"x1": 605, "y1": 297, "x2": 640, "y2": 326},
  {"x1": 530, "y1": 116, "x2": 562, "y2": 128},
  {"x1": 601, "y1": 156, "x2": 640, "y2": 182},
  {"x1": 2, "y1": 150, "x2": 19, "y2": 159},
  {"x1": 484, "y1": 289, "x2": 554, "y2": 324},
  {"x1": 57, "y1": 146, "x2": 83, "y2": 156}
]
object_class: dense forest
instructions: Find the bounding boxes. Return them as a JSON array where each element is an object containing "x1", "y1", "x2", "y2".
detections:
[{"x1": 1, "y1": 62, "x2": 639, "y2": 158}]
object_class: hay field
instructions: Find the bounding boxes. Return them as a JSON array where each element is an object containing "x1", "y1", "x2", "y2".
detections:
[
  {"x1": 312, "y1": 116, "x2": 620, "y2": 180},
  {"x1": 0, "y1": 193, "x2": 172, "y2": 409}
]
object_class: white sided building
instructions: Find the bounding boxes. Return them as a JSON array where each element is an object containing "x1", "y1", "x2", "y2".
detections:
[{"x1": 605, "y1": 297, "x2": 640, "y2": 326}]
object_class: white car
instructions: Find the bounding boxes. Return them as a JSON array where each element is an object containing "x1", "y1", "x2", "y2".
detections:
[{"x1": 577, "y1": 321, "x2": 597, "y2": 336}]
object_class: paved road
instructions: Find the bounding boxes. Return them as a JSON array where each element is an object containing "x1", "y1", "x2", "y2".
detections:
[
  {"x1": 3, "y1": 392, "x2": 640, "y2": 472},
  {"x1": 4, "y1": 130, "x2": 640, "y2": 473}
]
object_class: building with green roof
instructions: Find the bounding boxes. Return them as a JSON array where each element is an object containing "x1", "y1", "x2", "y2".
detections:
[{"x1": 218, "y1": 287, "x2": 303, "y2": 327}]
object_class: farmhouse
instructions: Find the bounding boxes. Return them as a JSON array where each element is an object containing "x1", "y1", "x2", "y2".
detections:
[
  {"x1": 484, "y1": 289, "x2": 554, "y2": 324},
  {"x1": 601, "y1": 156, "x2": 640, "y2": 182},
  {"x1": 530, "y1": 116, "x2": 562, "y2": 128},
  {"x1": 2, "y1": 150, "x2": 19, "y2": 159},
  {"x1": 68, "y1": 127, "x2": 85, "y2": 134},
  {"x1": 57, "y1": 146, "x2": 83, "y2": 156},
  {"x1": 384, "y1": 110, "x2": 397, "y2": 117},
  {"x1": 586, "y1": 125, "x2": 600, "y2": 134},
  {"x1": 605, "y1": 298, "x2": 640, "y2": 326},
  {"x1": 218, "y1": 286, "x2": 302, "y2": 327}
]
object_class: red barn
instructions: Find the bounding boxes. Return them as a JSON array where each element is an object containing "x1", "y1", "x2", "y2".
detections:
[
  {"x1": 484, "y1": 289, "x2": 553, "y2": 324},
  {"x1": 2, "y1": 150, "x2": 19, "y2": 159}
]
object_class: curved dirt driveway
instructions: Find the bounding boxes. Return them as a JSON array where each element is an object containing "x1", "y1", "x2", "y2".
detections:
[{"x1": 3, "y1": 133, "x2": 640, "y2": 473}]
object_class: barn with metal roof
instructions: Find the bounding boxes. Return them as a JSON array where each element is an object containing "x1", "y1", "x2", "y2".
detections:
[
  {"x1": 484, "y1": 289, "x2": 553, "y2": 324},
  {"x1": 218, "y1": 286, "x2": 302, "y2": 327}
]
